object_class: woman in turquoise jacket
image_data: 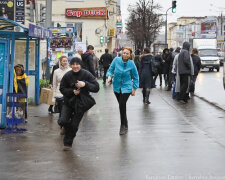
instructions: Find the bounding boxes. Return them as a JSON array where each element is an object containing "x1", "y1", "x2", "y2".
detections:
[{"x1": 107, "y1": 47, "x2": 139, "y2": 135}]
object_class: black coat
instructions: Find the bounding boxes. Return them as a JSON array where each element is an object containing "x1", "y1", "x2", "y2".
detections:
[
  {"x1": 60, "y1": 69, "x2": 99, "y2": 107},
  {"x1": 154, "y1": 55, "x2": 163, "y2": 74},
  {"x1": 100, "y1": 53, "x2": 113, "y2": 68},
  {"x1": 81, "y1": 53, "x2": 96, "y2": 77},
  {"x1": 50, "y1": 63, "x2": 59, "y2": 85},
  {"x1": 162, "y1": 53, "x2": 170, "y2": 74},
  {"x1": 134, "y1": 55, "x2": 141, "y2": 74},
  {"x1": 191, "y1": 54, "x2": 201, "y2": 75},
  {"x1": 166, "y1": 52, "x2": 175, "y2": 71},
  {"x1": 139, "y1": 55, "x2": 154, "y2": 88}
]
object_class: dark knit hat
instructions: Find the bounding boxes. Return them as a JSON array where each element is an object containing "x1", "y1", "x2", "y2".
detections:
[{"x1": 70, "y1": 57, "x2": 82, "y2": 66}]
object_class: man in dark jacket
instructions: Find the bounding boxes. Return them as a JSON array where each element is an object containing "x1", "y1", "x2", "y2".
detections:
[
  {"x1": 190, "y1": 48, "x2": 201, "y2": 94},
  {"x1": 178, "y1": 42, "x2": 192, "y2": 103},
  {"x1": 165, "y1": 48, "x2": 174, "y2": 91},
  {"x1": 81, "y1": 45, "x2": 96, "y2": 77},
  {"x1": 99, "y1": 49, "x2": 113, "y2": 84},
  {"x1": 166, "y1": 47, "x2": 182, "y2": 91},
  {"x1": 162, "y1": 48, "x2": 170, "y2": 87},
  {"x1": 59, "y1": 58, "x2": 99, "y2": 151}
]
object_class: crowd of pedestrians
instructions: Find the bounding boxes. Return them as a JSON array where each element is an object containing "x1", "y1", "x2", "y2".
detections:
[{"x1": 46, "y1": 41, "x2": 201, "y2": 150}]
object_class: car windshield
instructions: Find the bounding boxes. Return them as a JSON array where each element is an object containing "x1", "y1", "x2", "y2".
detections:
[{"x1": 199, "y1": 49, "x2": 218, "y2": 57}]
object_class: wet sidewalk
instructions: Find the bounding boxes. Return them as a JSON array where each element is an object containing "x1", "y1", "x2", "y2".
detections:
[{"x1": 1, "y1": 82, "x2": 225, "y2": 180}]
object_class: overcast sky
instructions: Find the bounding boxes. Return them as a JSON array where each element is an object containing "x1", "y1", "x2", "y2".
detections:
[{"x1": 120, "y1": 0, "x2": 225, "y2": 31}]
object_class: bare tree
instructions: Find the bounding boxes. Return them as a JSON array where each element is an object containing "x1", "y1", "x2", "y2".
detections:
[{"x1": 126, "y1": 0, "x2": 164, "y2": 50}]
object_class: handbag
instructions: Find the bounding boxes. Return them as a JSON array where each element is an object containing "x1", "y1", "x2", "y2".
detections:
[
  {"x1": 54, "y1": 97, "x2": 64, "y2": 113},
  {"x1": 74, "y1": 93, "x2": 96, "y2": 114}
]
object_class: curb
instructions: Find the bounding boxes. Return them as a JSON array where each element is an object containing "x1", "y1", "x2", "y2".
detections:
[{"x1": 194, "y1": 93, "x2": 225, "y2": 111}]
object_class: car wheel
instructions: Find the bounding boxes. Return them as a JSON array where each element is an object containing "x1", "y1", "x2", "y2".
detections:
[{"x1": 217, "y1": 68, "x2": 220, "y2": 72}]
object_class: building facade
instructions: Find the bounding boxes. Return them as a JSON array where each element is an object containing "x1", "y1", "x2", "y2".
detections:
[
  {"x1": 36, "y1": 0, "x2": 118, "y2": 58},
  {"x1": 168, "y1": 16, "x2": 225, "y2": 50},
  {"x1": 168, "y1": 17, "x2": 205, "y2": 48}
]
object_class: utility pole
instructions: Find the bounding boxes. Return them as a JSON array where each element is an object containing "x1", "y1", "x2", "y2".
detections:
[
  {"x1": 45, "y1": 0, "x2": 52, "y2": 80},
  {"x1": 45, "y1": 0, "x2": 52, "y2": 28},
  {"x1": 165, "y1": 7, "x2": 172, "y2": 47},
  {"x1": 165, "y1": 1, "x2": 177, "y2": 47}
]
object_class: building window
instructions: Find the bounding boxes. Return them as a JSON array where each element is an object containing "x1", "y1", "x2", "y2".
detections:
[
  {"x1": 75, "y1": 23, "x2": 82, "y2": 42},
  {"x1": 67, "y1": 24, "x2": 73, "y2": 27},
  {"x1": 66, "y1": 23, "x2": 82, "y2": 42}
]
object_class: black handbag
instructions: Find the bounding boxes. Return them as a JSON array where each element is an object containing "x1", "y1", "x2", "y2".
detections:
[
  {"x1": 54, "y1": 97, "x2": 64, "y2": 113},
  {"x1": 74, "y1": 93, "x2": 96, "y2": 114}
]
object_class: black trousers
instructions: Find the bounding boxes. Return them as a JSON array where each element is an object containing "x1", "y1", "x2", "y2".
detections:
[
  {"x1": 114, "y1": 92, "x2": 130, "y2": 127},
  {"x1": 179, "y1": 74, "x2": 189, "y2": 101},
  {"x1": 55, "y1": 97, "x2": 64, "y2": 118},
  {"x1": 168, "y1": 72, "x2": 173, "y2": 89},
  {"x1": 59, "y1": 104, "x2": 84, "y2": 146},
  {"x1": 103, "y1": 66, "x2": 109, "y2": 83},
  {"x1": 154, "y1": 73, "x2": 162, "y2": 85},
  {"x1": 189, "y1": 75, "x2": 197, "y2": 93}
]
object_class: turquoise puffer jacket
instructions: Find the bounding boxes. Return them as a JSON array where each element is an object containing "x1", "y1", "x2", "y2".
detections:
[{"x1": 106, "y1": 57, "x2": 139, "y2": 93}]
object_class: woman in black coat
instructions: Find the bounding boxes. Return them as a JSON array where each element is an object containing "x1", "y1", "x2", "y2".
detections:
[
  {"x1": 190, "y1": 48, "x2": 201, "y2": 94},
  {"x1": 162, "y1": 48, "x2": 170, "y2": 87},
  {"x1": 153, "y1": 54, "x2": 163, "y2": 86},
  {"x1": 139, "y1": 48, "x2": 155, "y2": 104},
  {"x1": 59, "y1": 58, "x2": 99, "y2": 151}
]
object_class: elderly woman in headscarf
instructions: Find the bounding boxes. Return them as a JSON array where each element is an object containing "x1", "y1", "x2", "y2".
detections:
[{"x1": 172, "y1": 42, "x2": 194, "y2": 103}]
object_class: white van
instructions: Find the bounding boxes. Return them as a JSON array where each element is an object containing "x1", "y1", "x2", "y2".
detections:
[{"x1": 193, "y1": 39, "x2": 220, "y2": 72}]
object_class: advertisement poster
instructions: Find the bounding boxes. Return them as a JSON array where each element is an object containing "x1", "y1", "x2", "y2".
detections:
[
  {"x1": 50, "y1": 38, "x2": 73, "y2": 50},
  {"x1": 0, "y1": 0, "x2": 14, "y2": 20},
  {"x1": 16, "y1": 0, "x2": 24, "y2": 24},
  {"x1": 48, "y1": 27, "x2": 75, "y2": 67},
  {"x1": 201, "y1": 22, "x2": 217, "y2": 34}
]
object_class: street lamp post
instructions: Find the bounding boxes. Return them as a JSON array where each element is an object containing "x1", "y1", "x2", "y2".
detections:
[
  {"x1": 45, "y1": 0, "x2": 52, "y2": 80},
  {"x1": 165, "y1": 7, "x2": 172, "y2": 47}
]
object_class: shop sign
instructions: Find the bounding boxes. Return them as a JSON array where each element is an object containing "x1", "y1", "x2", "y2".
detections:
[
  {"x1": 16, "y1": 0, "x2": 24, "y2": 24},
  {"x1": 29, "y1": 24, "x2": 52, "y2": 39},
  {"x1": 65, "y1": 7, "x2": 108, "y2": 19},
  {"x1": 50, "y1": 27, "x2": 75, "y2": 34},
  {"x1": 109, "y1": 29, "x2": 114, "y2": 36},
  {"x1": 116, "y1": 16, "x2": 122, "y2": 28}
]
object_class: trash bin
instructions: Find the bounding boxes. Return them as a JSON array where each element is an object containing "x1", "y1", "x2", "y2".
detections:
[{"x1": 2, "y1": 93, "x2": 27, "y2": 134}]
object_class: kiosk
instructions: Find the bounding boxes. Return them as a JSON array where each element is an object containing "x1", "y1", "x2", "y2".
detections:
[{"x1": 0, "y1": 17, "x2": 51, "y2": 128}]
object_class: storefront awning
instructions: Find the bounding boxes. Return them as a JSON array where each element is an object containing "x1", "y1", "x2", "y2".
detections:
[{"x1": 0, "y1": 17, "x2": 28, "y2": 31}]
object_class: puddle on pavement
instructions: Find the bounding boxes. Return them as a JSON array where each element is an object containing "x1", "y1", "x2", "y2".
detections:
[{"x1": 180, "y1": 131, "x2": 195, "y2": 134}]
